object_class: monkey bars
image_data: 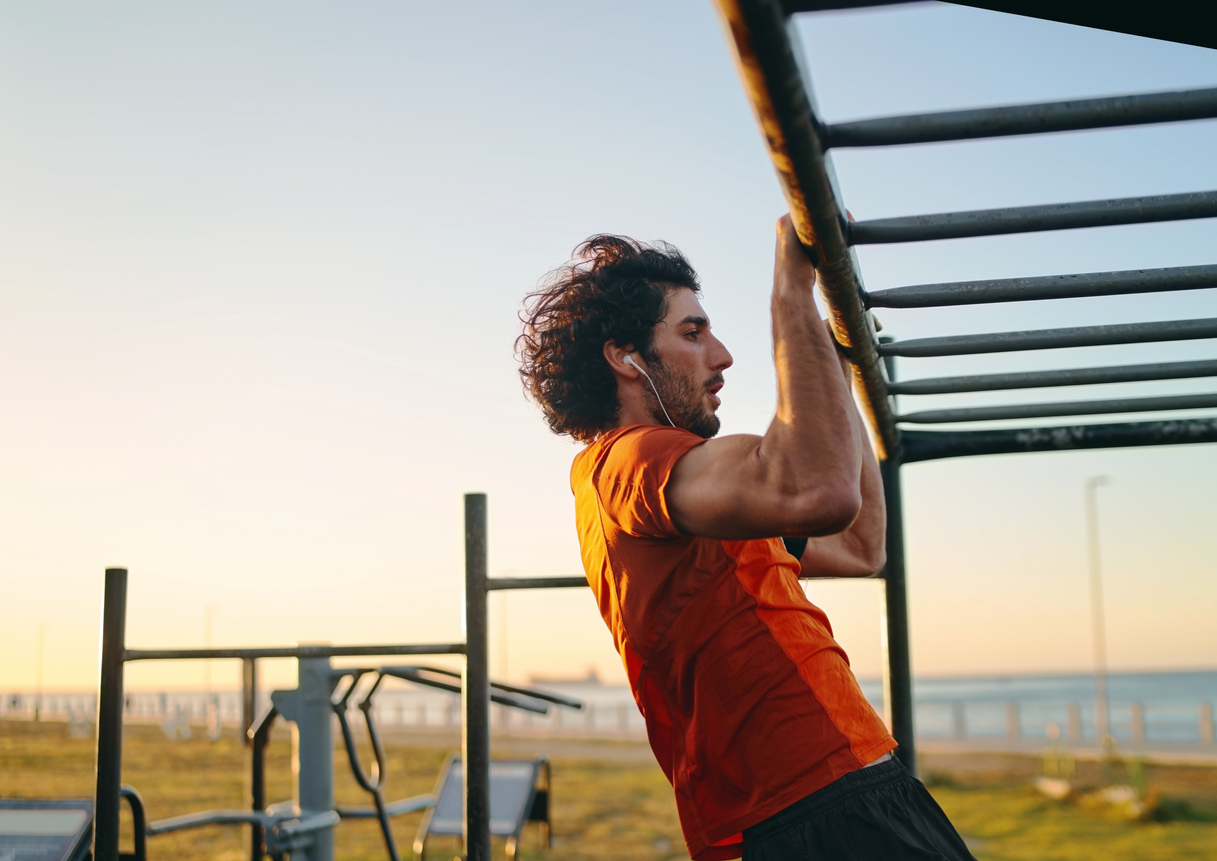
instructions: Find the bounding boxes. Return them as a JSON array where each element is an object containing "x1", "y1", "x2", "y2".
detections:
[{"x1": 715, "y1": 0, "x2": 1217, "y2": 776}]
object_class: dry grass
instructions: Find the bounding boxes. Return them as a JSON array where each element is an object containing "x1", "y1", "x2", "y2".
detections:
[{"x1": 3, "y1": 719, "x2": 1216, "y2": 860}]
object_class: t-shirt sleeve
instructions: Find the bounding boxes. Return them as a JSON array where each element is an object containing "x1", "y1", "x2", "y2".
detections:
[{"x1": 592, "y1": 426, "x2": 705, "y2": 539}]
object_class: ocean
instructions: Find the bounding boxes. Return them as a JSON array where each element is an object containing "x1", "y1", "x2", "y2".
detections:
[{"x1": 859, "y1": 669, "x2": 1217, "y2": 743}]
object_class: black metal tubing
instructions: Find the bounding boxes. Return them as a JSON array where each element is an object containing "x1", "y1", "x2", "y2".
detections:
[
  {"x1": 903, "y1": 417, "x2": 1217, "y2": 462},
  {"x1": 714, "y1": 0, "x2": 898, "y2": 457},
  {"x1": 486, "y1": 576, "x2": 588, "y2": 590},
  {"x1": 247, "y1": 705, "x2": 278, "y2": 861},
  {"x1": 381, "y1": 664, "x2": 583, "y2": 711},
  {"x1": 118, "y1": 786, "x2": 147, "y2": 861},
  {"x1": 780, "y1": 0, "x2": 915, "y2": 13},
  {"x1": 823, "y1": 87, "x2": 1217, "y2": 149},
  {"x1": 867, "y1": 264, "x2": 1217, "y2": 309},
  {"x1": 332, "y1": 671, "x2": 402, "y2": 861},
  {"x1": 879, "y1": 460, "x2": 916, "y2": 775},
  {"x1": 241, "y1": 657, "x2": 257, "y2": 747},
  {"x1": 124, "y1": 643, "x2": 466, "y2": 661},
  {"x1": 94, "y1": 568, "x2": 128, "y2": 861},
  {"x1": 879, "y1": 317, "x2": 1217, "y2": 358},
  {"x1": 850, "y1": 190, "x2": 1217, "y2": 245},
  {"x1": 463, "y1": 493, "x2": 491, "y2": 861},
  {"x1": 889, "y1": 358, "x2": 1217, "y2": 395},
  {"x1": 898, "y1": 392, "x2": 1217, "y2": 424}
]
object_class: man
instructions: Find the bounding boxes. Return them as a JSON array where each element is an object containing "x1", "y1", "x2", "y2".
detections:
[{"x1": 517, "y1": 217, "x2": 972, "y2": 860}]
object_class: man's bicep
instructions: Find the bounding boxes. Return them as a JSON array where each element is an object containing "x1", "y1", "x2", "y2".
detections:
[{"x1": 665, "y1": 434, "x2": 775, "y2": 538}]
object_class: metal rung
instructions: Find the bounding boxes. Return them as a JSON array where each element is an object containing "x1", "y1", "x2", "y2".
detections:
[
  {"x1": 902, "y1": 417, "x2": 1217, "y2": 462},
  {"x1": 487, "y1": 576, "x2": 588, "y2": 590},
  {"x1": 888, "y1": 359, "x2": 1217, "y2": 395},
  {"x1": 898, "y1": 393, "x2": 1217, "y2": 424},
  {"x1": 879, "y1": 318, "x2": 1217, "y2": 357},
  {"x1": 867, "y1": 264, "x2": 1217, "y2": 308},
  {"x1": 850, "y1": 190, "x2": 1217, "y2": 245},
  {"x1": 780, "y1": 0, "x2": 908, "y2": 14},
  {"x1": 823, "y1": 87, "x2": 1217, "y2": 149}
]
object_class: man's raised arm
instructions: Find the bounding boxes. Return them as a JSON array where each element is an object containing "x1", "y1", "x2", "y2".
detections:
[{"x1": 667, "y1": 216, "x2": 863, "y2": 540}]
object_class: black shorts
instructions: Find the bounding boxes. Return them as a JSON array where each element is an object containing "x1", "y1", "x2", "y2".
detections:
[{"x1": 742, "y1": 757, "x2": 975, "y2": 861}]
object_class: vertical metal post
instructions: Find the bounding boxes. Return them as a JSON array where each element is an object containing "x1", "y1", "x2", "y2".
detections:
[
  {"x1": 879, "y1": 460, "x2": 916, "y2": 776},
  {"x1": 93, "y1": 568, "x2": 128, "y2": 861},
  {"x1": 242, "y1": 658, "x2": 258, "y2": 745},
  {"x1": 296, "y1": 657, "x2": 336, "y2": 861},
  {"x1": 463, "y1": 493, "x2": 491, "y2": 861},
  {"x1": 1085, "y1": 476, "x2": 1112, "y2": 743}
]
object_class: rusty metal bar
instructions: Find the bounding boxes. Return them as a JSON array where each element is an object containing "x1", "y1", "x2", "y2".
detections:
[
  {"x1": 714, "y1": 0, "x2": 897, "y2": 458},
  {"x1": 888, "y1": 359, "x2": 1217, "y2": 395},
  {"x1": 850, "y1": 190, "x2": 1217, "y2": 245},
  {"x1": 867, "y1": 264, "x2": 1217, "y2": 308},
  {"x1": 902, "y1": 417, "x2": 1217, "y2": 462},
  {"x1": 879, "y1": 318, "x2": 1217, "y2": 358},
  {"x1": 898, "y1": 392, "x2": 1217, "y2": 424},
  {"x1": 823, "y1": 87, "x2": 1217, "y2": 149}
]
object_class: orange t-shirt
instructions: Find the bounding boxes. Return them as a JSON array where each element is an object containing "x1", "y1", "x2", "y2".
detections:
[{"x1": 571, "y1": 424, "x2": 896, "y2": 861}]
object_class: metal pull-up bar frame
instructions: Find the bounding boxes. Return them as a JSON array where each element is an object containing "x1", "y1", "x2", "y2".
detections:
[{"x1": 715, "y1": 0, "x2": 1217, "y2": 778}]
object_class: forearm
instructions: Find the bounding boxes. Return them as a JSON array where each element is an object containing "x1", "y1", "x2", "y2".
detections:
[
  {"x1": 757, "y1": 222, "x2": 863, "y2": 525},
  {"x1": 798, "y1": 413, "x2": 887, "y2": 577}
]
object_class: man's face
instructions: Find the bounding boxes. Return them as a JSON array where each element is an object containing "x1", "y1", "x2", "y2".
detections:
[{"x1": 644, "y1": 288, "x2": 734, "y2": 439}]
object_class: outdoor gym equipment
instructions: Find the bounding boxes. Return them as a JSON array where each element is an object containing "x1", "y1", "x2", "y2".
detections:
[
  {"x1": 415, "y1": 755, "x2": 552, "y2": 860},
  {"x1": 712, "y1": 0, "x2": 1217, "y2": 780},
  {"x1": 88, "y1": 567, "x2": 581, "y2": 861}
]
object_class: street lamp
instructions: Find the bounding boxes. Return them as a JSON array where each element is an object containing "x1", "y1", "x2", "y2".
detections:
[
  {"x1": 1084, "y1": 476, "x2": 1111, "y2": 744},
  {"x1": 34, "y1": 622, "x2": 48, "y2": 722}
]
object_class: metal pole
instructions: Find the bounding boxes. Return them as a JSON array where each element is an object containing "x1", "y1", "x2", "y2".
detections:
[
  {"x1": 879, "y1": 460, "x2": 916, "y2": 776},
  {"x1": 1085, "y1": 477, "x2": 1112, "y2": 744},
  {"x1": 93, "y1": 568, "x2": 128, "y2": 861},
  {"x1": 35, "y1": 622, "x2": 47, "y2": 722},
  {"x1": 295, "y1": 657, "x2": 336, "y2": 861},
  {"x1": 463, "y1": 493, "x2": 491, "y2": 861},
  {"x1": 241, "y1": 656, "x2": 259, "y2": 860},
  {"x1": 242, "y1": 658, "x2": 258, "y2": 745}
]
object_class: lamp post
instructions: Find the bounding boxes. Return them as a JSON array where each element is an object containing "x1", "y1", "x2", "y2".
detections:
[
  {"x1": 1084, "y1": 476, "x2": 1111, "y2": 744},
  {"x1": 34, "y1": 622, "x2": 47, "y2": 721}
]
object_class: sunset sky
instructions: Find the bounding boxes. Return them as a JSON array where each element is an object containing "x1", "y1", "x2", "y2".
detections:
[{"x1": 2, "y1": 1, "x2": 1215, "y2": 694}]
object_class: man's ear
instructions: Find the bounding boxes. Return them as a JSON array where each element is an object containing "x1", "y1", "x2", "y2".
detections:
[{"x1": 603, "y1": 340, "x2": 642, "y2": 379}]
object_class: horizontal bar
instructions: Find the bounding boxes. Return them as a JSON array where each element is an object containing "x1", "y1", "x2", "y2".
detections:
[
  {"x1": 381, "y1": 664, "x2": 584, "y2": 709},
  {"x1": 888, "y1": 358, "x2": 1217, "y2": 395},
  {"x1": 780, "y1": 1, "x2": 912, "y2": 13},
  {"x1": 124, "y1": 643, "x2": 466, "y2": 662},
  {"x1": 486, "y1": 576, "x2": 588, "y2": 590},
  {"x1": 902, "y1": 417, "x2": 1217, "y2": 462},
  {"x1": 336, "y1": 795, "x2": 435, "y2": 819},
  {"x1": 850, "y1": 190, "x2": 1217, "y2": 245},
  {"x1": 879, "y1": 318, "x2": 1217, "y2": 357},
  {"x1": 898, "y1": 392, "x2": 1217, "y2": 424},
  {"x1": 148, "y1": 810, "x2": 270, "y2": 836},
  {"x1": 823, "y1": 87, "x2": 1217, "y2": 149},
  {"x1": 867, "y1": 264, "x2": 1217, "y2": 308}
]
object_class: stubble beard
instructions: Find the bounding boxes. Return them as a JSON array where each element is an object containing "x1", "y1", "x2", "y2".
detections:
[{"x1": 645, "y1": 358, "x2": 722, "y2": 439}]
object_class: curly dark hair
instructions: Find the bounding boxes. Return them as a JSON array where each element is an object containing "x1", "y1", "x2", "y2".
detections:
[{"x1": 517, "y1": 235, "x2": 701, "y2": 443}]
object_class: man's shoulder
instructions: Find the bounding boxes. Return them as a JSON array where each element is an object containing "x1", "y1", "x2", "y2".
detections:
[{"x1": 573, "y1": 425, "x2": 703, "y2": 483}]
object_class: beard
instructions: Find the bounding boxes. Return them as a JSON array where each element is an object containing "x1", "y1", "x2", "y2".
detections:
[{"x1": 643, "y1": 358, "x2": 722, "y2": 439}]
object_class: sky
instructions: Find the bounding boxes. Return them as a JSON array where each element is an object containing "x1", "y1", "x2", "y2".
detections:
[{"x1": 2, "y1": 1, "x2": 1215, "y2": 696}]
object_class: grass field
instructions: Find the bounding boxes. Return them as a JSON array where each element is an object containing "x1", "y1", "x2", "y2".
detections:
[{"x1": 3, "y1": 719, "x2": 1215, "y2": 860}]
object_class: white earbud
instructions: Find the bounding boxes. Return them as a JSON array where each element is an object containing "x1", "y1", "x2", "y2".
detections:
[{"x1": 623, "y1": 353, "x2": 675, "y2": 427}]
